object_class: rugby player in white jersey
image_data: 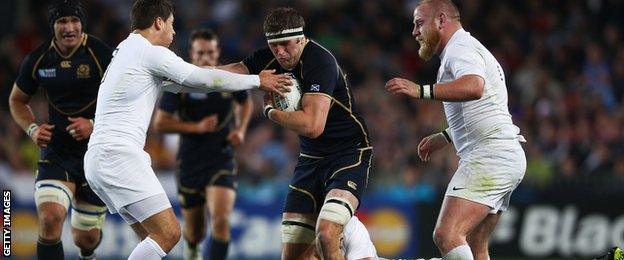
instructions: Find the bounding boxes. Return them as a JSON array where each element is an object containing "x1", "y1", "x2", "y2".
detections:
[
  {"x1": 83, "y1": 0, "x2": 291, "y2": 259},
  {"x1": 385, "y1": 1, "x2": 526, "y2": 259}
]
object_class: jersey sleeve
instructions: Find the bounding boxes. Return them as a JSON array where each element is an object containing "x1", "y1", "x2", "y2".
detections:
[
  {"x1": 158, "y1": 91, "x2": 180, "y2": 114},
  {"x1": 446, "y1": 45, "x2": 486, "y2": 79},
  {"x1": 242, "y1": 48, "x2": 273, "y2": 75},
  {"x1": 143, "y1": 46, "x2": 197, "y2": 83},
  {"x1": 233, "y1": 90, "x2": 249, "y2": 103},
  {"x1": 301, "y1": 56, "x2": 338, "y2": 96},
  {"x1": 15, "y1": 53, "x2": 40, "y2": 95}
]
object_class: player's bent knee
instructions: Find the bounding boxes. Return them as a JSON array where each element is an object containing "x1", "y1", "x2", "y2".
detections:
[
  {"x1": 35, "y1": 180, "x2": 73, "y2": 212},
  {"x1": 432, "y1": 227, "x2": 456, "y2": 251},
  {"x1": 210, "y1": 217, "x2": 230, "y2": 238},
  {"x1": 71, "y1": 203, "x2": 107, "y2": 231},
  {"x1": 318, "y1": 197, "x2": 354, "y2": 226},
  {"x1": 166, "y1": 225, "x2": 182, "y2": 246},
  {"x1": 38, "y1": 210, "x2": 65, "y2": 239},
  {"x1": 282, "y1": 217, "x2": 316, "y2": 244},
  {"x1": 73, "y1": 230, "x2": 102, "y2": 250}
]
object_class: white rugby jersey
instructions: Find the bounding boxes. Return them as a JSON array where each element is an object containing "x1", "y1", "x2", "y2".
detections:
[
  {"x1": 89, "y1": 33, "x2": 257, "y2": 148},
  {"x1": 437, "y1": 28, "x2": 521, "y2": 155},
  {"x1": 342, "y1": 216, "x2": 377, "y2": 260}
]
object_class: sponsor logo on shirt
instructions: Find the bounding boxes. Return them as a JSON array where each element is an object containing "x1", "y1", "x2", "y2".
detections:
[
  {"x1": 60, "y1": 60, "x2": 71, "y2": 68},
  {"x1": 77, "y1": 64, "x2": 90, "y2": 78},
  {"x1": 310, "y1": 84, "x2": 320, "y2": 91},
  {"x1": 38, "y1": 68, "x2": 56, "y2": 78}
]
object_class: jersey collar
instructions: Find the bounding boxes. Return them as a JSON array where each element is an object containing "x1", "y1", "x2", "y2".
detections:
[
  {"x1": 51, "y1": 33, "x2": 87, "y2": 59},
  {"x1": 439, "y1": 28, "x2": 465, "y2": 61}
]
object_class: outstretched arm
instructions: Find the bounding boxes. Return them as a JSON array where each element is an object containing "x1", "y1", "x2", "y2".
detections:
[
  {"x1": 385, "y1": 74, "x2": 484, "y2": 102},
  {"x1": 163, "y1": 68, "x2": 291, "y2": 95}
]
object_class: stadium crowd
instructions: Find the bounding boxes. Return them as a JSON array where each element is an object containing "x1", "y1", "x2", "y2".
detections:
[{"x1": 1, "y1": 0, "x2": 623, "y2": 203}]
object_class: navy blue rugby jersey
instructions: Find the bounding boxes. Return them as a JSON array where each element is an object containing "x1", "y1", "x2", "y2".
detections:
[
  {"x1": 243, "y1": 40, "x2": 371, "y2": 156},
  {"x1": 15, "y1": 34, "x2": 112, "y2": 155},
  {"x1": 159, "y1": 90, "x2": 249, "y2": 165}
]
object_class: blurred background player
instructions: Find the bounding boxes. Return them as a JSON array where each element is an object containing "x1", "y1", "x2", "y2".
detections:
[
  {"x1": 218, "y1": 7, "x2": 374, "y2": 259},
  {"x1": 7, "y1": 0, "x2": 111, "y2": 259},
  {"x1": 83, "y1": 0, "x2": 290, "y2": 259},
  {"x1": 153, "y1": 28, "x2": 253, "y2": 260},
  {"x1": 386, "y1": 0, "x2": 526, "y2": 259}
]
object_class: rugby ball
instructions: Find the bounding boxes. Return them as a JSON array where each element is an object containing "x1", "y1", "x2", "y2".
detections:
[{"x1": 271, "y1": 73, "x2": 302, "y2": 112}]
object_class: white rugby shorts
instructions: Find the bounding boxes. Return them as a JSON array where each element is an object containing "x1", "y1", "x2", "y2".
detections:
[
  {"x1": 84, "y1": 143, "x2": 168, "y2": 214},
  {"x1": 445, "y1": 139, "x2": 526, "y2": 214}
]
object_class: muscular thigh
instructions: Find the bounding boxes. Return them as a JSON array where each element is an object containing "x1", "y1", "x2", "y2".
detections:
[
  {"x1": 205, "y1": 185, "x2": 236, "y2": 218},
  {"x1": 436, "y1": 196, "x2": 491, "y2": 236}
]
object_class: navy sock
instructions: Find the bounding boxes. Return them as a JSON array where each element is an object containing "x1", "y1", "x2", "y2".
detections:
[
  {"x1": 37, "y1": 238, "x2": 64, "y2": 260},
  {"x1": 208, "y1": 236, "x2": 230, "y2": 260}
]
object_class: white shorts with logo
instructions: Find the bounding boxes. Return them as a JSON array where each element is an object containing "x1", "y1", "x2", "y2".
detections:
[
  {"x1": 445, "y1": 139, "x2": 526, "y2": 214},
  {"x1": 84, "y1": 143, "x2": 170, "y2": 216}
]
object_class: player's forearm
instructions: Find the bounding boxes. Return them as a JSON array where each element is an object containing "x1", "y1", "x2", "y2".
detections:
[
  {"x1": 153, "y1": 114, "x2": 198, "y2": 134},
  {"x1": 180, "y1": 67, "x2": 260, "y2": 93},
  {"x1": 9, "y1": 95, "x2": 36, "y2": 131},
  {"x1": 216, "y1": 62, "x2": 250, "y2": 75},
  {"x1": 432, "y1": 75, "x2": 484, "y2": 102},
  {"x1": 268, "y1": 110, "x2": 323, "y2": 138}
]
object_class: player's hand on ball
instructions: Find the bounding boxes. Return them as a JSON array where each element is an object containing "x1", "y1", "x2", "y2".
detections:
[
  {"x1": 385, "y1": 78, "x2": 420, "y2": 98},
  {"x1": 417, "y1": 132, "x2": 448, "y2": 162},
  {"x1": 194, "y1": 114, "x2": 218, "y2": 134},
  {"x1": 227, "y1": 127, "x2": 245, "y2": 147},
  {"x1": 32, "y1": 124, "x2": 54, "y2": 148},
  {"x1": 66, "y1": 117, "x2": 93, "y2": 141},
  {"x1": 259, "y1": 69, "x2": 292, "y2": 97}
]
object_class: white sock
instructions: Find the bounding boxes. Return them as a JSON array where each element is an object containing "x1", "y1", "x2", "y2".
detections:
[
  {"x1": 442, "y1": 245, "x2": 474, "y2": 260},
  {"x1": 128, "y1": 237, "x2": 167, "y2": 260}
]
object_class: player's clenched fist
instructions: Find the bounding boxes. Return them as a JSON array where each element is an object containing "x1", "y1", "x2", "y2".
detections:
[
  {"x1": 66, "y1": 117, "x2": 94, "y2": 141},
  {"x1": 417, "y1": 132, "x2": 450, "y2": 162},
  {"x1": 30, "y1": 123, "x2": 54, "y2": 148},
  {"x1": 227, "y1": 127, "x2": 245, "y2": 147},
  {"x1": 194, "y1": 114, "x2": 218, "y2": 134},
  {"x1": 385, "y1": 78, "x2": 420, "y2": 98},
  {"x1": 258, "y1": 69, "x2": 292, "y2": 96}
]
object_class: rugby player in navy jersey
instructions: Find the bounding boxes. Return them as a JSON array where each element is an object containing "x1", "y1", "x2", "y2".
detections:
[
  {"x1": 153, "y1": 29, "x2": 252, "y2": 260},
  {"x1": 8, "y1": 1, "x2": 111, "y2": 259},
  {"x1": 218, "y1": 7, "x2": 374, "y2": 260}
]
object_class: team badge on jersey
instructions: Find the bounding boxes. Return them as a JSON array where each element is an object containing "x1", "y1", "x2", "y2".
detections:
[
  {"x1": 77, "y1": 64, "x2": 90, "y2": 78},
  {"x1": 310, "y1": 84, "x2": 320, "y2": 91},
  {"x1": 38, "y1": 68, "x2": 56, "y2": 78}
]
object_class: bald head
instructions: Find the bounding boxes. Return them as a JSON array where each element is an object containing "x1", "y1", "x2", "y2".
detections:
[{"x1": 415, "y1": 0, "x2": 461, "y2": 22}]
